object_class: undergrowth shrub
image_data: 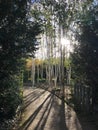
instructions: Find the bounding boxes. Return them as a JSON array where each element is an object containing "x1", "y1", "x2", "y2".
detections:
[{"x1": 0, "y1": 76, "x2": 23, "y2": 120}]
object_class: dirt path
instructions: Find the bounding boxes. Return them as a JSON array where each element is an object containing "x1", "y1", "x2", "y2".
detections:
[{"x1": 16, "y1": 87, "x2": 97, "y2": 130}]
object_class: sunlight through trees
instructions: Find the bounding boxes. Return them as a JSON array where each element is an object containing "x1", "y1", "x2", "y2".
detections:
[{"x1": 0, "y1": 1, "x2": 98, "y2": 128}]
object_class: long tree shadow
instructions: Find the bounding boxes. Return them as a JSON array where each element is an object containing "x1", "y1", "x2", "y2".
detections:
[
  {"x1": 34, "y1": 94, "x2": 54, "y2": 130},
  {"x1": 50, "y1": 95, "x2": 68, "y2": 130},
  {"x1": 23, "y1": 89, "x2": 38, "y2": 99},
  {"x1": 18, "y1": 93, "x2": 51, "y2": 130},
  {"x1": 24, "y1": 89, "x2": 45, "y2": 102},
  {"x1": 59, "y1": 98, "x2": 68, "y2": 130},
  {"x1": 59, "y1": 83, "x2": 67, "y2": 129},
  {"x1": 22, "y1": 90, "x2": 46, "y2": 110},
  {"x1": 24, "y1": 89, "x2": 46, "y2": 102}
]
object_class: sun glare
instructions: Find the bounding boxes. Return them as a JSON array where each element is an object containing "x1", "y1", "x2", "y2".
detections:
[{"x1": 61, "y1": 38, "x2": 72, "y2": 51}]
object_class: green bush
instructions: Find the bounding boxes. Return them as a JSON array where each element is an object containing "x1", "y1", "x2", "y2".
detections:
[{"x1": 0, "y1": 76, "x2": 22, "y2": 120}]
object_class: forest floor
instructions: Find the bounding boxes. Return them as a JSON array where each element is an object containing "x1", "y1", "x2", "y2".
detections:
[{"x1": 14, "y1": 85, "x2": 98, "y2": 130}]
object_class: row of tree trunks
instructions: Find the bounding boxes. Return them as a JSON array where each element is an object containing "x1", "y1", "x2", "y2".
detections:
[{"x1": 30, "y1": 1, "x2": 72, "y2": 89}]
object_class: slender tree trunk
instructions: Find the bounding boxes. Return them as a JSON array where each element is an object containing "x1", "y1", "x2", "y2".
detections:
[
  {"x1": 37, "y1": 64, "x2": 39, "y2": 84},
  {"x1": 32, "y1": 58, "x2": 35, "y2": 87}
]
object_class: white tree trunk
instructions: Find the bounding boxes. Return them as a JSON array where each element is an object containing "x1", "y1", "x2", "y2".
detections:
[{"x1": 32, "y1": 59, "x2": 35, "y2": 87}]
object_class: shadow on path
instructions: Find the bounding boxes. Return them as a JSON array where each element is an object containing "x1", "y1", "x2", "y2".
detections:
[
  {"x1": 22, "y1": 90, "x2": 46, "y2": 110},
  {"x1": 18, "y1": 93, "x2": 51, "y2": 130},
  {"x1": 59, "y1": 98, "x2": 68, "y2": 130},
  {"x1": 34, "y1": 94, "x2": 54, "y2": 130},
  {"x1": 49, "y1": 95, "x2": 68, "y2": 130},
  {"x1": 23, "y1": 89, "x2": 37, "y2": 99}
]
